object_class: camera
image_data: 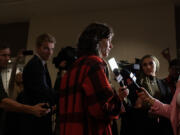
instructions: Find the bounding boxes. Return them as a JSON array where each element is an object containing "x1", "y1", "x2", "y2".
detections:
[
  {"x1": 118, "y1": 58, "x2": 140, "y2": 77},
  {"x1": 53, "y1": 46, "x2": 77, "y2": 70}
]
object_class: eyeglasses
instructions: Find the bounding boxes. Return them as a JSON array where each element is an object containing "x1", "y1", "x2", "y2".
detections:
[{"x1": 0, "y1": 54, "x2": 10, "y2": 57}]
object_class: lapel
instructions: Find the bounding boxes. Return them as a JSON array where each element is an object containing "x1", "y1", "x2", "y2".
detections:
[
  {"x1": 157, "y1": 79, "x2": 171, "y2": 103},
  {"x1": 157, "y1": 79, "x2": 166, "y2": 96},
  {"x1": 44, "y1": 64, "x2": 52, "y2": 88}
]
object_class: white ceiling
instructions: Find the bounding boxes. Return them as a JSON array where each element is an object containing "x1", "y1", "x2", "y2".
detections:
[{"x1": 0, "y1": 0, "x2": 179, "y2": 23}]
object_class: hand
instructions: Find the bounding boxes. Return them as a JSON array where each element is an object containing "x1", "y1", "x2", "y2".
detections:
[
  {"x1": 118, "y1": 86, "x2": 129, "y2": 101},
  {"x1": 59, "y1": 60, "x2": 67, "y2": 68},
  {"x1": 52, "y1": 105, "x2": 56, "y2": 113},
  {"x1": 136, "y1": 87, "x2": 155, "y2": 107},
  {"x1": 134, "y1": 97, "x2": 143, "y2": 108},
  {"x1": 31, "y1": 103, "x2": 50, "y2": 117}
]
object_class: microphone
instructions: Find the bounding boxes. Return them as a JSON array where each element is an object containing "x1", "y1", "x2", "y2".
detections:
[
  {"x1": 108, "y1": 58, "x2": 125, "y2": 87},
  {"x1": 108, "y1": 57, "x2": 141, "y2": 92},
  {"x1": 120, "y1": 69, "x2": 141, "y2": 92}
]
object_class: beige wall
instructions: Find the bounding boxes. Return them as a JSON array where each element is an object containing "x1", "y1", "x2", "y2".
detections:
[{"x1": 26, "y1": 3, "x2": 177, "y2": 85}]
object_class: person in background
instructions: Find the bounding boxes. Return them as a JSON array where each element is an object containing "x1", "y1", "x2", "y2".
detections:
[
  {"x1": 53, "y1": 46, "x2": 77, "y2": 92},
  {"x1": 4, "y1": 71, "x2": 24, "y2": 135},
  {"x1": 161, "y1": 48, "x2": 180, "y2": 96},
  {"x1": 52, "y1": 46, "x2": 77, "y2": 135},
  {"x1": 120, "y1": 54, "x2": 173, "y2": 135},
  {"x1": 137, "y1": 79, "x2": 180, "y2": 135},
  {"x1": 59, "y1": 22, "x2": 128, "y2": 135},
  {"x1": 164, "y1": 59, "x2": 180, "y2": 95},
  {"x1": 21, "y1": 33, "x2": 57, "y2": 135},
  {"x1": 0, "y1": 44, "x2": 49, "y2": 135},
  {"x1": 12, "y1": 72, "x2": 23, "y2": 100}
]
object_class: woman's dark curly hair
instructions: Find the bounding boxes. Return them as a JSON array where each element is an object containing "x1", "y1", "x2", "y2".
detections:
[{"x1": 77, "y1": 23, "x2": 113, "y2": 56}]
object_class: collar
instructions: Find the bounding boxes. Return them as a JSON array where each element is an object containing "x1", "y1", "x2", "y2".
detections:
[{"x1": 35, "y1": 54, "x2": 46, "y2": 66}]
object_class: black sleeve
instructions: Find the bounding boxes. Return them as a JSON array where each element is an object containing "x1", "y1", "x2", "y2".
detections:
[
  {"x1": 159, "y1": 79, "x2": 173, "y2": 103},
  {"x1": 0, "y1": 84, "x2": 8, "y2": 102}
]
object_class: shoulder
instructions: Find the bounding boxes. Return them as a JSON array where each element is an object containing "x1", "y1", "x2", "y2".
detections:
[
  {"x1": 87, "y1": 55, "x2": 103, "y2": 61},
  {"x1": 85, "y1": 55, "x2": 105, "y2": 66},
  {"x1": 25, "y1": 56, "x2": 41, "y2": 67},
  {"x1": 23, "y1": 55, "x2": 43, "y2": 72},
  {"x1": 72, "y1": 55, "x2": 106, "y2": 75},
  {"x1": 75, "y1": 55, "x2": 104, "y2": 66}
]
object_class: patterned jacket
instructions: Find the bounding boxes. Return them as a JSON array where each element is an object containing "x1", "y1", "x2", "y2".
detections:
[{"x1": 59, "y1": 55, "x2": 122, "y2": 135}]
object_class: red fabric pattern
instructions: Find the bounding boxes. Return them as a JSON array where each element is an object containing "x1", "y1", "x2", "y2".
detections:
[{"x1": 59, "y1": 55, "x2": 121, "y2": 135}]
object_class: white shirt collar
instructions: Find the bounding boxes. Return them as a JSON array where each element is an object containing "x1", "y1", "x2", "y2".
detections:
[{"x1": 35, "y1": 54, "x2": 46, "y2": 66}]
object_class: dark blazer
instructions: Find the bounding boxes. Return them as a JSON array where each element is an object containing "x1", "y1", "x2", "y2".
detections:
[
  {"x1": 23, "y1": 55, "x2": 55, "y2": 106},
  {"x1": 20, "y1": 55, "x2": 56, "y2": 135}
]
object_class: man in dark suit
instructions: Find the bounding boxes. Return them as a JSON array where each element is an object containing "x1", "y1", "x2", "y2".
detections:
[
  {"x1": 21, "y1": 33, "x2": 56, "y2": 135},
  {"x1": 0, "y1": 44, "x2": 48, "y2": 135}
]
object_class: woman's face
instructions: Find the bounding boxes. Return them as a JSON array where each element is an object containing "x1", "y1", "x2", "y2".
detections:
[
  {"x1": 141, "y1": 57, "x2": 156, "y2": 76},
  {"x1": 99, "y1": 36, "x2": 113, "y2": 58}
]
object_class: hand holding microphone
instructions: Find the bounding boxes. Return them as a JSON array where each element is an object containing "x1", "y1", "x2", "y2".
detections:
[
  {"x1": 108, "y1": 57, "x2": 143, "y2": 106},
  {"x1": 108, "y1": 58, "x2": 142, "y2": 92},
  {"x1": 108, "y1": 58, "x2": 129, "y2": 101},
  {"x1": 118, "y1": 86, "x2": 129, "y2": 101},
  {"x1": 136, "y1": 87, "x2": 155, "y2": 108}
]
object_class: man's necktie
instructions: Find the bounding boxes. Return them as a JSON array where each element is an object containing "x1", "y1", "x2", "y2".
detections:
[{"x1": 44, "y1": 64, "x2": 52, "y2": 88}]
